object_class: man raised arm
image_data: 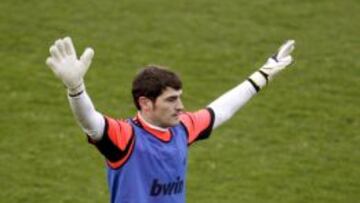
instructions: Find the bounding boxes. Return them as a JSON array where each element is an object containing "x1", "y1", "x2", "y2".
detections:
[
  {"x1": 46, "y1": 37, "x2": 105, "y2": 141},
  {"x1": 208, "y1": 40, "x2": 295, "y2": 128}
]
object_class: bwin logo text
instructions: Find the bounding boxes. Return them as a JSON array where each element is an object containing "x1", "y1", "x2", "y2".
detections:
[{"x1": 150, "y1": 177, "x2": 184, "y2": 196}]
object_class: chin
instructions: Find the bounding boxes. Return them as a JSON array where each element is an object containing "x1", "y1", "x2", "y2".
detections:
[{"x1": 166, "y1": 120, "x2": 180, "y2": 127}]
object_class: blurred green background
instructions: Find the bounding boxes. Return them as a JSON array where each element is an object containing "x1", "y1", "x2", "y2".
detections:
[{"x1": 0, "y1": 0, "x2": 359, "y2": 202}]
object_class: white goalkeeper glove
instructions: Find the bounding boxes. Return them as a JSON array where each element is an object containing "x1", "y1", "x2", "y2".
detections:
[
  {"x1": 248, "y1": 40, "x2": 295, "y2": 91},
  {"x1": 46, "y1": 37, "x2": 94, "y2": 95}
]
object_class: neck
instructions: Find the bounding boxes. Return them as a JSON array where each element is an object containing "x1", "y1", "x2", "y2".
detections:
[{"x1": 138, "y1": 112, "x2": 168, "y2": 132}]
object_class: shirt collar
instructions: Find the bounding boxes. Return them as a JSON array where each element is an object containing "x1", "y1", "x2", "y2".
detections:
[{"x1": 135, "y1": 112, "x2": 172, "y2": 142}]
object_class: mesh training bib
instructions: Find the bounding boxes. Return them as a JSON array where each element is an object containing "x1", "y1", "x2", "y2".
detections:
[{"x1": 107, "y1": 120, "x2": 188, "y2": 203}]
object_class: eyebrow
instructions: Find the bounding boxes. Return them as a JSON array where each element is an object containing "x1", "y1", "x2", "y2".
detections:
[
  {"x1": 166, "y1": 95, "x2": 179, "y2": 100},
  {"x1": 162, "y1": 89, "x2": 182, "y2": 99}
]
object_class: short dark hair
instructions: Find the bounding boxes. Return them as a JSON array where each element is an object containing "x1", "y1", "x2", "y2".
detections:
[{"x1": 132, "y1": 65, "x2": 182, "y2": 110}]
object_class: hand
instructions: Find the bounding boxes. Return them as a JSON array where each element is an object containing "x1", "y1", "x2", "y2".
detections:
[
  {"x1": 260, "y1": 40, "x2": 295, "y2": 80},
  {"x1": 248, "y1": 40, "x2": 295, "y2": 90},
  {"x1": 46, "y1": 37, "x2": 94, "y2": 93}
]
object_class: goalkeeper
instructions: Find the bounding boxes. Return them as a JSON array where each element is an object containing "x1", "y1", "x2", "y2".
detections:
[{"x1": 46, "y1": 37, "x2": 295, "y2": 203}]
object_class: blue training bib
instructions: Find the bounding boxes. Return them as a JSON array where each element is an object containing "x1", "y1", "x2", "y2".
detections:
[{"x1": 107, "y1": 121, "x2": 188, "y2": 203}]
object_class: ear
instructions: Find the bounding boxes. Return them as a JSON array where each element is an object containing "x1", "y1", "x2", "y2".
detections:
[{"x1": 138, "y1": 96, "x2": 153, "y2": 112}]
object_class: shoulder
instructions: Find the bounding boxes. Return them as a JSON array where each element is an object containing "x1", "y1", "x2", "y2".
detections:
[
  {"x1": 90, "y1": 116, "x2": 136, "y2": 169},
  {"x1": 179, "y1": 108, "x2": 215, "y2": 145}
]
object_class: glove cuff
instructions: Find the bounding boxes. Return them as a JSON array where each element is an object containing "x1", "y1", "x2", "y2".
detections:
[
  {"x1": 248, "y1": 71, "x2": 268, "y2": 91},
  {"x1": 68, "y1": 83, "x2": 85, "y2": 97}
]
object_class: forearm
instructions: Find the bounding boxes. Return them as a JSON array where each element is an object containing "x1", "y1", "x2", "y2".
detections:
[
  {"x1": 68, "y1": 85, "x2": 105, "y2": 141},
  {"x1": 208, "y1": 40, "x2": 295, "y2": 129},
  {"x1": 208, "y1": 80, "x2": 257, "y2": 129}
]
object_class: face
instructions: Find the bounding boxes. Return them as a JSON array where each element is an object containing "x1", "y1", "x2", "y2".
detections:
[{"x1": 140, "y1": 87, "x2": 184, "y2": 128}]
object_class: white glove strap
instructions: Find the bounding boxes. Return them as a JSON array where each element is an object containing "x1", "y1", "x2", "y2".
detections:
[
  {"x1": 248, "y1": 71, "x2": 268, "y2": 90},
  {"x1": 68, "y1": 83, "x2": 85, "y2": 96}
]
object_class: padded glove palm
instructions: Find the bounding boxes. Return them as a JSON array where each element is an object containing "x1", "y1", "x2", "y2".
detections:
[
  {"x1": 46, "y1": 37, "x2": 94, "y2": 94},
  {"x1": 249, "y1": 40, "x2": 295, "y2": 90}
]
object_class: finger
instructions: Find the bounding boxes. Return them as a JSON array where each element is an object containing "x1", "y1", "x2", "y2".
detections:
[
  {"x1": 80, "y1": 48, "x2": 95, "y2": 69},
  {"x1": 55, "y1": 39, "x2": 66, "y2": 58},
  {"x1": 63, "y1": 36, "x2": 77, "y2": 57},
  {"x1": 279, "y1": 55, "x2": 293, "y2": 67},
  {"x1": 277, "y1": 40, "x2": 295, "y2": 59},
  {"x1": 46, "y1": 57, "x2": 59, "y2": 74},
  {"x1": 49, "y1": 45, "x2": 61, "y2": 61}
]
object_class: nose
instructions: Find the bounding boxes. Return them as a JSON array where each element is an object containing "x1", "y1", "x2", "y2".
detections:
[{"x1": 176, "y1": 99, "x2": 184, "y2": 112}]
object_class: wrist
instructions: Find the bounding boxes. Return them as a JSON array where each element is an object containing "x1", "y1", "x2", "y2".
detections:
[
  {"x1": 248, "y1": 71, "x2": 268, "y2": 91},
  {"x1": 68, "y1": 83, "x2": 85, "y2": 97}
]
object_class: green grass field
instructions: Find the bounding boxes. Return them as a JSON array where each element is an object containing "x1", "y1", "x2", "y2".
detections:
[{"x1": 0, "y1": 0, "x2": 359, "y2": 202}]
